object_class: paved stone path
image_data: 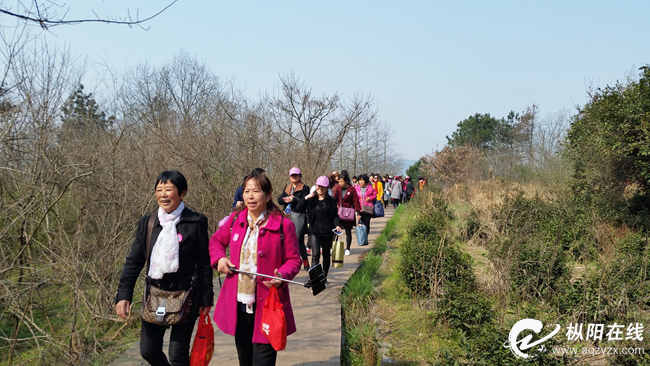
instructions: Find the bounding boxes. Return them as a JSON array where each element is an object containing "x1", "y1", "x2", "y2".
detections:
[{"x1": 110, "y1": 207, "x2": 394, "y2": 366}]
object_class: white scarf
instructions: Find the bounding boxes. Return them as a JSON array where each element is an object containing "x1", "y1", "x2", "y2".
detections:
[
  {"x1": 148, "y1": 201, "x2": 185, "y2": 279},
  {"x1": 238, "y1": 211, "x2": 266, "y2": 314}
]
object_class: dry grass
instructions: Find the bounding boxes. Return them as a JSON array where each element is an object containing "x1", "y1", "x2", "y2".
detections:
[{"x1": 446, "y1": 180, "x2": 558, "y2": 245}]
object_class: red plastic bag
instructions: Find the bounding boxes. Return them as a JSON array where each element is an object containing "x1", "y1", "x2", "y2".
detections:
[
  {"x1": 260, "y1": 286, "x2": 287, "y2": 351},
  {"x1": 189, "y1": 313, "x2": 214, "y2": 366}
]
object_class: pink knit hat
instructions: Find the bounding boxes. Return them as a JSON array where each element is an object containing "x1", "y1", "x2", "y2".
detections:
[
  {"x1": 316, "y1": 175, "x2": 330, "y2": 187},
  {"x1": 289, "y1": 166, "x2": 301, "y2": 175}
]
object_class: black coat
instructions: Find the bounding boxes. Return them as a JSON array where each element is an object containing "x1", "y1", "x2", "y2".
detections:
[
  {"x1": 277, "y1": 183, "x2": 311, "y2": 214},
  {"x1": 296, "y1": 195, "x2": 340, "y2": 236},
  {"x1": 116, "y1": 208, "x2": 214, "y2": 307}
]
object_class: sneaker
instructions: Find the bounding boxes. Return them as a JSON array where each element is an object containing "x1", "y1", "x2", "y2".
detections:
[
  {"x1": 303, "y1": 259, "x2": 310, "y2": 271},
  {"x1": 345, "y1": 249, "x2": 351, "y2": 256},
  {"x1": 307, "y1": 248, "x2": 312, "y2": 255},
  {"x1": 324, "y1": 278, "x2": 329, "y2": 286}
]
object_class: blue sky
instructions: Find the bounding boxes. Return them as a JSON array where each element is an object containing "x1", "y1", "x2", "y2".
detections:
[{"x1": 28, "y1": 0, "x2": 650, "y2": 160}]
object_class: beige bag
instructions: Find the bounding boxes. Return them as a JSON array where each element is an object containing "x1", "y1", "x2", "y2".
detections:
[
  {"x1": 332, "y1": 236, "x2": 345, "y2": 268},
  {"x1": 141, "y1": 279, "x2": 195, "y2": 325}
]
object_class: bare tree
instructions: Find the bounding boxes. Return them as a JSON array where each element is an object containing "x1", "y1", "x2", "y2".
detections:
[{"x1": 266, "y1": 72, "x2": 376, "y2": 179}]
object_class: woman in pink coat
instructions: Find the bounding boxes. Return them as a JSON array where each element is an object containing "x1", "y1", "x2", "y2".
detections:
[
  {"x1": 210, "y1": 171, "x2": 302, "y2": 366},
  {"x1": 354, "y1": 174, "x2": 377, "y2": 246}
]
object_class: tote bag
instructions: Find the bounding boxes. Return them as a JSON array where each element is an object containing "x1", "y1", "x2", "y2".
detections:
[
  {"x1": 332, "y1": 237, "x2": 345, "y2": 268},
  {"x1": 355, "y1": 223, "x2": 368, "y2": 246},
  {"x1": 261, "y1": 286, "x2": 287, "y2": 351},
  {"x1": 189, "y1": 313, "x2": 214, "y2": 366},
  {"x1": 373, "y1": 200, "x2": 384, "y2": 218}
]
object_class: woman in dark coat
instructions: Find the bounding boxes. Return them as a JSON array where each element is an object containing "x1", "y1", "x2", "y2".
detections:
[
  {"x1": 116, "y1": 170, "x2": 213, "y2": 366},
  {"x1": 277, "y1": 166, "x2": 311, "y2": 270},
  {"x1": 332, "y1": 170, "x2": 361, "y2": 256},
  {"x1": 296, "y1": 175, "x2": 341, "y2": 283}
]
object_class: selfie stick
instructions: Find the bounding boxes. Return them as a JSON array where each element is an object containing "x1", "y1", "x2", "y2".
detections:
[
  {"x1": 228, "y1": 263, "x2": 327, "y2": 296},
  {"x1": 228, "y1": 267, "x2": 306, "y2": 286}
]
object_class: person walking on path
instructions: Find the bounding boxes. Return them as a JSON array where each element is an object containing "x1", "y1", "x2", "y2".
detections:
[
  {"x1": 332, "y1": 170, "x2": 361, "y2": 256},
  {"x1": 277, "y1": 166, "x2": 311, "y2": 270},
  {"x1": 355, "y1": 174, "x2": 377, "y2": 246},
  {"x1": 115, "y1": 170, "x2": 213, "y2": 366},
  {"x1": 210, "y1": 172, "x2": 302, "y2": 366},
  {"x1": 372, "y1": 174, "x2": 383, "y2": 208},
  {"x1": 296, "y1": 175, "x2": 341, "y2": 283},
  {"x1": 390, "y1": 175, "x2": 402, "y2": 208},
  {"x1": 404, "y1": 176, "x2": 415, "y2": 203}
]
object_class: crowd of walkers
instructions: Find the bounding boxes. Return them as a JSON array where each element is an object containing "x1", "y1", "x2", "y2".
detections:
[{"x1": 115, "y1": 167, "x2": 426, "y2": 366}]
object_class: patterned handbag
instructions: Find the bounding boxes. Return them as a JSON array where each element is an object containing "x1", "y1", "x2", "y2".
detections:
[
  {"x1": 140, "y1": 214, "x2": 196, "y2": 325},
  {"x1": 141, "y1": 277, "x2": 195, "y2": 325}
]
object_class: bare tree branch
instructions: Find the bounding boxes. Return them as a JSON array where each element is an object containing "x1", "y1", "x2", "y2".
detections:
[{"x1": 0, "y1": 1, "x2": 177, "y2": 30}]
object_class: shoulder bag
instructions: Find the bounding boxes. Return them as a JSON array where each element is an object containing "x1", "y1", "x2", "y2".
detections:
[
  {"x1": 337, "y1": 189, "x2": 356, "y2": 221},
  {"x1": 141, "y1": 214, "x2": 196, "y2": 326}
]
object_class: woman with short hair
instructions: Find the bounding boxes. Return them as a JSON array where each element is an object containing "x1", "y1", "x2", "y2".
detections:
[
  {"x1": 116, "y1": 170, "x2": 213, "y2": 366},
  {"x1": 355, "y1": 174, "x2": 377, "y2": 246}
]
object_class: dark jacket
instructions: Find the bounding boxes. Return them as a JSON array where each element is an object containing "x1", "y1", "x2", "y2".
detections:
[
  {"x1": 232, "y1": 186, "x2": 243, "y2": 209},
  {"x1": 405, "y1": 180, "x2": 415, "y2": 195},
  {"x1": 277, "y1": 183, "x2": 311, "y2": 214},
  {"x1": 116, "y1": 208, "x2": 214, "y2": 307},
  {"x1": 332, "y1": 184, "x2": 361, "y2": 228},
  {"x1": 296, "y1": 195, "x2": 340, "y2": 235}
]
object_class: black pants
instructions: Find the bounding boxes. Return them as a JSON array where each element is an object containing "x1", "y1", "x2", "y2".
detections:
[
  {"x1": 296, "y1": 225, "x2": 308, "y2": 260},
  {"x1": 392, "y1": 198, "x2": 400, "y2": 208},
  {"x1": 235, "y1": 303, "x2": 277, "y2": 366},
  {"x1": 140, "y1": 311, "x2": 199, "y2": 366},
  {"x1": 344, "y1": 227, "x2": 353, "y2": 251},
  {"x1": 310, "y1": 233, "x2": 333, "y2": 277}
]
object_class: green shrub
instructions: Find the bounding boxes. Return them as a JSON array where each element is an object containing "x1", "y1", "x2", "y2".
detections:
[
  {"x1": 436, "y1": 285, "x2": 493, "y2": 335},
  {"x1": 489, "y1": 194, "x2": 580, "y2": 300}
]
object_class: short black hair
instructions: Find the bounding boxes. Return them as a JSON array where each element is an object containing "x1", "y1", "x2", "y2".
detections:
[
  {"x1": 155, "y1": 170, "x2": 187, "y2": 195},
  {"x1": 359, "y1": 173, "x2": 370, "y2": 184}
]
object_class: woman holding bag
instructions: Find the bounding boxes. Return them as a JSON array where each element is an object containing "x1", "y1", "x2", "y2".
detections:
[
  {"x1": 116, "y1": 170, "x2": 213, "y2": 366},
  {"x1": 333, "y1": 170, "x2": 361, "y2": 256},
  {"x1": 277, "y1": 166, "x2": 311, "y2": 270},
  {"x1": 296, "y1": 175, "x2": 341, "y2": 283},
  {"x1": 355, "y1": 174, "x2": 377, "y2": 246},
  {"x1": 210, "y1": 171, "x2": 302, "y2": 366}
]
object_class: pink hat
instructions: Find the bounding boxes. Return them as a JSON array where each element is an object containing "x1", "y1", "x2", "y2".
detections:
[
  {"x1": 316, "y1": 175, "x2": 330, "y2": 187},
  {"x1": 289, "y1": 166, "x2": 301, "y2": 175}
]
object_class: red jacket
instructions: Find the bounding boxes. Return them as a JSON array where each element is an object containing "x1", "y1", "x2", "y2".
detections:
[{"x1": 209, "y1": 209, "x2": 302, "y2": 343}]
